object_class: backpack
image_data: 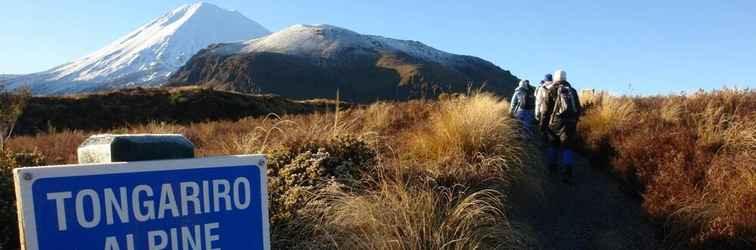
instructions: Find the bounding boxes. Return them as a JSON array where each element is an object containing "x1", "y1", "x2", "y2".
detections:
[
  {"x1": 517, "y1": 86, "x2": 535, "y2": 110},
  {"x1": 552, "y1": 84, "x2": 578, "y2": 118},
  {"x1": 536, "y1": 84, "x2": 550, "y2": 114}
]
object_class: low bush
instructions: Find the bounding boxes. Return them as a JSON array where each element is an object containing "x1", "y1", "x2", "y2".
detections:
[{"x1": 266, "y1": 136, "x2": 376, "y2": 221}]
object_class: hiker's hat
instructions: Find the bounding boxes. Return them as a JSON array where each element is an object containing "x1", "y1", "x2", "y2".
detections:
[{"x1": 554, "y1": 70, "x2": 567, "y2": 82}]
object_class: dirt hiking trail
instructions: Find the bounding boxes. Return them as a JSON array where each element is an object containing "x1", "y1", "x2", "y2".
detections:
[{"x1": 509, "y1": 153, "x2": 659, "y2": 250}]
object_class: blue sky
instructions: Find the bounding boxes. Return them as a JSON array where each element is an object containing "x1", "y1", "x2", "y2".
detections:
[{"x1": 1, "y1": 0, "x2": 754, "y2": 95}]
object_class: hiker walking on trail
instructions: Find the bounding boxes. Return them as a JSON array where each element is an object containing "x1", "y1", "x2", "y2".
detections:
[
  {"x1": 540, "y1": 70, "x2": 582, "y2": 182},
  {"x1": 535, "y1": 74, "x2": 554, "y2": 122},
  {"x1": 509, "y1": 80, "x2": 536, "y2": 137}
]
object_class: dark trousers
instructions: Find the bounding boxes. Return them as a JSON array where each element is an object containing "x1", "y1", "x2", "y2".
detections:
[{"x1": 545, "y1": 118, "x2": 577, "y2": 168}]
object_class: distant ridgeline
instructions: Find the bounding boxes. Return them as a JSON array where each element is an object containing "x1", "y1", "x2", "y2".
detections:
[
  {"x1": 169, "y1": 25, "x2": 519, "y2": 103},
  {"x1": 14, "y1": 87, "x2": 339, "y2": 135}
]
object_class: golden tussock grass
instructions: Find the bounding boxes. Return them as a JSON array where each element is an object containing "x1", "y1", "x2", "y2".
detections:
[
  {"x1": 406, "y1": 92, "x2": 527, "y2": 167},
  {"x1": 577, "y1": 91, "x2": 636, "y2": 153},
  {"x1": 308, "y1": 179, "x2": 521, "y2": 250}
]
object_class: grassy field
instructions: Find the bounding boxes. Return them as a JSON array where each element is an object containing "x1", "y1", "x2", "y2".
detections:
[
  {"x1": 578, "y1": 89, "x2": 756, "y2": 249},
  {"x1": 3, "y1": 88, "x2": 753, "y2": 249},
  {"x1": 0, "y1": 92, "x2": 540, "y2": 249}
]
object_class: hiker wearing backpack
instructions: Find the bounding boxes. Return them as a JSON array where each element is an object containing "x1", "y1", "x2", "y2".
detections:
[
  {"x1": 535, "y1": 74, "x2": 554, "y2": 122},
  {"x1": 540, "y1": 70, "x2": 582, "y2": 182},
  {"x1": 509, "y1": 80, "x2": 536, "y2": 137}
]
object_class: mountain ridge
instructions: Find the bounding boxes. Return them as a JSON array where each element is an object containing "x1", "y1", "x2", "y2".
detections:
[
  {"x1": 5, "y1": 2, "x2": 269, "y2": 95},
  {"x1": 170, "y1": 24, "x2": 519, "y2": 102}
]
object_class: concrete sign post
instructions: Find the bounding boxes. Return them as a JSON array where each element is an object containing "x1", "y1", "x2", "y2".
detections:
[
  {"x1": 13, "y1": 155, "x2": 270, "y2": 250},
  {"x1": 77, "y1": 134, "x2": 195, "y2": 164}
]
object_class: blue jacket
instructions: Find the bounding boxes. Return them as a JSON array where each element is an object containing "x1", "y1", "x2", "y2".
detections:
[{"x1": 510, "y1": 85, "x2": 535, "y2": 115}]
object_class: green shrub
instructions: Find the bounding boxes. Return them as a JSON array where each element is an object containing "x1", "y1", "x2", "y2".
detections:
[
  {"x1": 0, "y1": 150, "x2": 45, "y2": 250},
  {"x1": 265, "y1": 136, "x2": 376, "y2": 249}
]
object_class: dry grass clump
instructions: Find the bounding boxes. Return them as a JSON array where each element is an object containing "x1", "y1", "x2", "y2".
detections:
[
  {"x1": 5, "y1": 130, "x2": 86, "y2": 164},
  {"x1": 357, "y1": 100, "x2": 435, "y2": 136},
  {"x1": 577, "y1": 91, "x2": 636, "y2": 157},
  {"x1": 407, "y1": 92, "x2": 526, "y2": 166},
  {"x1": 577, "y1": 88, "x2": 756, "y2": 249},
  {"x1": 308, "y1": 179, "x2": 520, "y2": 250},
  {"x1": 409, "y1": 92, "x2": 507, "y2": 160},
  {"x1": 3, "y1": 92, "x2": 534, "y2": 249}
]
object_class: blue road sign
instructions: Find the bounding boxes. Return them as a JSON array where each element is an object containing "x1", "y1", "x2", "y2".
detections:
[{"x1": 14, "y1": 155, "x2": 270, "y2": 250}]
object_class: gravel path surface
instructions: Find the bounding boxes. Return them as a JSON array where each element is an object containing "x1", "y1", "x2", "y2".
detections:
[{"x1": 509, "y1": 154, "x2": 659, "y2": 250}]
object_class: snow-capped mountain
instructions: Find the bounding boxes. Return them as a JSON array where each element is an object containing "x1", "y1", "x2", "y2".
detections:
[
  {"x1": 212, "y1": 24, "x2": 458, "y2": 64},
  {"x1": 171, "y1": 24, "x2": 519, "y2": 102},
  {"x1": 6, "y1": 2, "x2": 269, "y2": 95}
]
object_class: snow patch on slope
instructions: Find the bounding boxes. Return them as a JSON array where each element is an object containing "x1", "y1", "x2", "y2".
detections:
[
  {"x1": 8, "y1": 2, "x2": 269, "y2": 95},
  {"x1": 212, "y1": 24, "x2": 458, "y2": 64},
  {"x1": 50, "y1": 2, "x2": 270, "y2": 83}
]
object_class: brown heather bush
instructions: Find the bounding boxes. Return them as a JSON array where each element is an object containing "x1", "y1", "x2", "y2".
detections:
[
  {"x1": 3, "y1": 92, "x2": 535, "y2": 250},
  {"x1": 577, "y1": 88, "x2": 756, "y2": 249},
  {"x1": 5, "y1": 130, "x2": 87, "y2": 164}
]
